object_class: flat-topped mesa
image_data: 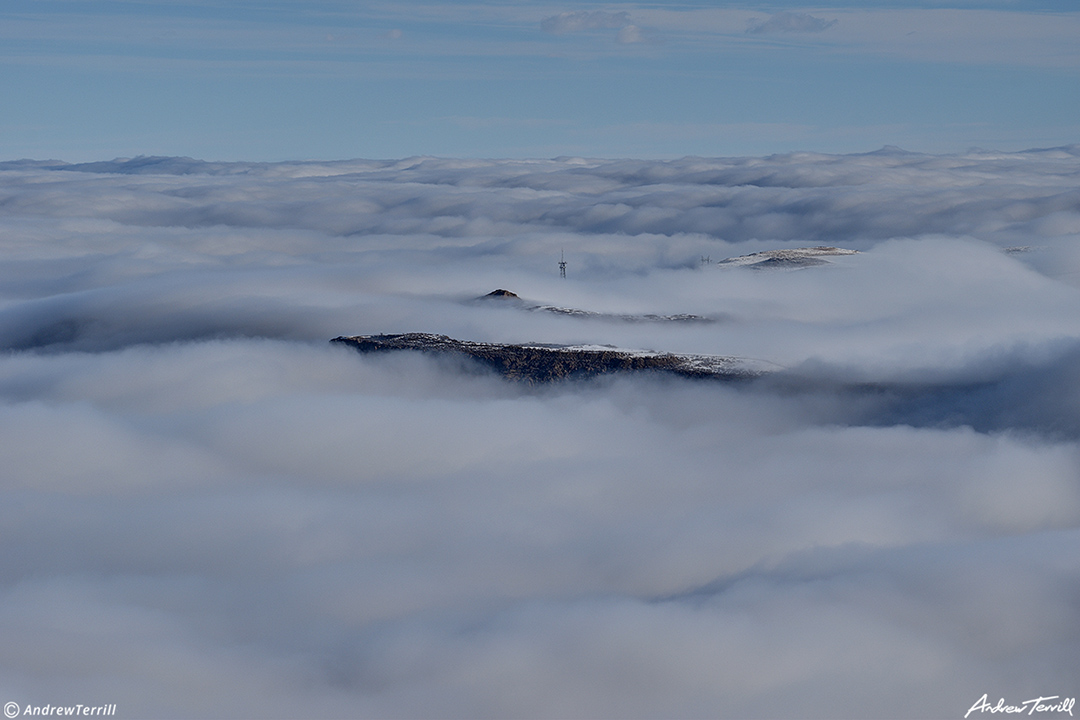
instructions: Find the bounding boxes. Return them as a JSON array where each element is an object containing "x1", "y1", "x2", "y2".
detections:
[{"x1": 331, "y1": 333, "x2": 767, "y2": 383}]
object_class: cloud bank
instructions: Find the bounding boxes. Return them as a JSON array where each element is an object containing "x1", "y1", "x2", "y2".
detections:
[{"x1": 1, "y1": 147, "x2": 1080, "y2": 718}]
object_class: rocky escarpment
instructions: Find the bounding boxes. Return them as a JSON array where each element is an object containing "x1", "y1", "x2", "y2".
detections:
[{"x1": 331, "y1": 333, "x2": 769, "y2": 383}]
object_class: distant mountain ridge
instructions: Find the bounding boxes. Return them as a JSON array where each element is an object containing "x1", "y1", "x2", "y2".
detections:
[{"x1": 475, "y1": 289, "x2": 717, "y2": 323}]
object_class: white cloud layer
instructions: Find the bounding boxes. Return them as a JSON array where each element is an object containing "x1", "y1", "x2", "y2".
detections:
[{"x1": 1, "y1": 147, "x2": 1080, "y2": 717}]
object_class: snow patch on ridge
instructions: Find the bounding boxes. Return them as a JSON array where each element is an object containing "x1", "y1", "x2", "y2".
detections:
[{"x1": 716, "y1": 246, "x2": 859, "y2": 269}]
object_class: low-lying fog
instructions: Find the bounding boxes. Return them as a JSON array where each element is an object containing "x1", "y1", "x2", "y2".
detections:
[{"x1": 2, "y1": 148, "x2": 1079, "y2": 718}]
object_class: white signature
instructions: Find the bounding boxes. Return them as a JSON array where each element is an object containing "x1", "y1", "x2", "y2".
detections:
[{"x1": 966, "y1": 694, "x2": 1075, "y2": 718}]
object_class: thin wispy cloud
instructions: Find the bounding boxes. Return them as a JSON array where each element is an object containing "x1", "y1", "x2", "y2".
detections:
[
  {"x1": 541, "y1": 10, "x2": 634, "y2": 35},
  {"x1": 746, "y1": 10, "x2": 838, "y2": 34},
  {"x1": 616, "y1": 24, "x2": 645, "y2": 44},
  {"x1": 540, "y1": 9, "x2": 650, "y2": 45}
]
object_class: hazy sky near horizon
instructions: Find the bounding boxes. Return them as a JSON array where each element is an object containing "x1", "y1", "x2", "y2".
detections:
[{"x1": 1, "y1": 0, "x2": 1078, "y2": 161}]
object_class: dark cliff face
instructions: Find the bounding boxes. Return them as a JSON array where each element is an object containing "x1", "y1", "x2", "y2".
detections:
[
  {"x1": 331, "y1": 333, "x2": 761, "y2": 384},
  {"x1": 750, "y1": 256, "x2": 828, "y2": 269}
]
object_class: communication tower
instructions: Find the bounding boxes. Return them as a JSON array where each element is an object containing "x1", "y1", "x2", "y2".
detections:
[{"x1": 559, "y1": 249, "x2": 567, "y2": 279}]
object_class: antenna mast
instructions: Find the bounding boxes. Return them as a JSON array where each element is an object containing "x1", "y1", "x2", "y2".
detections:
[{"x1": 559, "y1": 249, "x2": 567, "y2": 279}]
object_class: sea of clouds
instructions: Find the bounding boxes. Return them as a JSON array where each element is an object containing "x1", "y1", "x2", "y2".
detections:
[{"x1": 1, "y1": 147, "x2": 1079, "y2": 718}]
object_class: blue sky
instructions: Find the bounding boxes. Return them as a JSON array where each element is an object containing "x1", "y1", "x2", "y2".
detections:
[{"x1": 1, "y1": 0, "x2": 1078, "y2": 160}]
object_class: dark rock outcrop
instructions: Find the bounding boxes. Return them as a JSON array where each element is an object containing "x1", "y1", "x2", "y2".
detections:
[{"x1": 331, "y1": 333, "x2": 765, "y2": 383}]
